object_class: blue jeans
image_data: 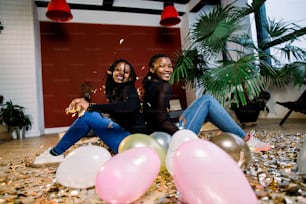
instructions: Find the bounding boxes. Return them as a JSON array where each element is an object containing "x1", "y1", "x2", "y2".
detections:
[
  {"x1": 178, "y1": 95, "x2": 246, "y2": 138},
  {"x1": 53, "y1": 112, "x2": 130, "y2": 154}
]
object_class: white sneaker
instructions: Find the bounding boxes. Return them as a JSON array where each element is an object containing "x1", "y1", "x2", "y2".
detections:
[
  {"x1": 31, "y1": 147, "x2": 64, "y2": 167},
  {"x1": 246, "y1": 130, "x2": 271, "y2": 153}
]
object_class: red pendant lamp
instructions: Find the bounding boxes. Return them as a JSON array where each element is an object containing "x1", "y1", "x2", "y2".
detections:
[
  {"x1": 46, "y1": 0, "x2": 73, "y2": 22},
  {"x1": 160, "y1": 2, "x2": 181, "y2": 27}
]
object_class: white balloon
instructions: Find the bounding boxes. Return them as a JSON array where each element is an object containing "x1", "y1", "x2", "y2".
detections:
[
  {"x1": 168, "y1": 129, "x2": 198, "y2": 149},
  {"x1": 165, "y1": 129, "x2": 199, "y2": 175},
  {"x1": 165, "y1": 151, "x2": 176, "y2": 175},
  {"x1": 150, "y1": 131, "x2": 171, "y2": 152},
  {"x1": 56, "y1": 145, "x2": 112, "y2": 189}
]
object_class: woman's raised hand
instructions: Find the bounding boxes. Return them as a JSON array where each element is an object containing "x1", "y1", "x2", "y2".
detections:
[
  {"x1": 65, "y1": 98, "x2": 89, "y2": 117},
  {"x1": 70, "y1": 98, "x2": 90, "y2": 110}
]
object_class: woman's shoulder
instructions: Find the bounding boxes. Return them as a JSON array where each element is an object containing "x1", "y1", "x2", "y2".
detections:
[
  {"x1": 123, "y1": 83, "x2": 135, "y2": 89},
  {"x1": 143, "y1": 77, "x2": 172, "y2": 92},
  {"x1": 121, "y1": 83, "x2": 137, "y2": 93},
  {"x1": 157, "y1": 80, "x2": 172, "y2": 90},
  {"x1": 149, "y1": 80, "x2": 172, "y2": 95},
  {"x1": 149, "y1": 78, "x2": 170, "y2": 86}
]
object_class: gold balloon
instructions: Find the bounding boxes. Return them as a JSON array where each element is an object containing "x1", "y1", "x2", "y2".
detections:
[
  {"x1": 209, "y1": 132, "x2": 252, "y2": 169},
  {"x1": 118, "y1": 133, "x2": 166, "y2": 170}
]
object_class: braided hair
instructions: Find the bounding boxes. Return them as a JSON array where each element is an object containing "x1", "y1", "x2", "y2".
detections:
[{"x1": 143, "y1": 53, "x2": 169, "y2": 90}]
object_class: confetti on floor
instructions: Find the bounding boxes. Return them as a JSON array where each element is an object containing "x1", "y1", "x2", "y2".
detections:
[{"x1": 0, "y1": 130, "x2": 305, "y2": 204}]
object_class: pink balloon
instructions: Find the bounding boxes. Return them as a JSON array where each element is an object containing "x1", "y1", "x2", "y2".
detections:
[
  {"x1": 173, "y1": 140, "x2": 257, "y2": 204},
  {"x1": 95, "y1": 147, "x2": 160, "y2": 204}
]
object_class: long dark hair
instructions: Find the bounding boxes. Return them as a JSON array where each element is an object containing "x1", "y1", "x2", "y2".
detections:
[{"x1": 105, "y1": 58, "x2": 137, "y2": 102}]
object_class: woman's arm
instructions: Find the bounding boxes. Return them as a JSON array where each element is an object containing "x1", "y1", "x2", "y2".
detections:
[
  {"x1": 89, "y1": 85, "x2": 139, "y2": 114},
  {"x1": 156, "y1": 82, "x2": 179, "y2": 134}
]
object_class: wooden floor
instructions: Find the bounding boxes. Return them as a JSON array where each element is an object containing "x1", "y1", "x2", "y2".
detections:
[
  {"x1": 243, "y1": 118, "x2": 306, "y2": 133},
  {"x1": 0, "y1": 118, "x2": 305, "y2": 164},
  {"x1": 0, "y1": 118, "x2": 305, "y2": 203}
]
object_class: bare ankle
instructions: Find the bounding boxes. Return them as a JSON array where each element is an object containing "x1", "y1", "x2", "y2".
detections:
[{"x1": 244, "y1": 134, "x2": 250, "y2": 141}]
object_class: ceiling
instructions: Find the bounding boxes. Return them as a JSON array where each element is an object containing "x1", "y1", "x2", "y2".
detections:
[{"x1": 35, "y1": 0, "x2": 220, "y2": 16}]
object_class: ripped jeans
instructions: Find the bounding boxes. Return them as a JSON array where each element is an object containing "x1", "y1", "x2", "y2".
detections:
[
  {"x1": 53, "y1": 112, "x2": 130, "y2": 154},
  {"x1": 178, "y1": 95, "x2": 246, "y2": 138}
]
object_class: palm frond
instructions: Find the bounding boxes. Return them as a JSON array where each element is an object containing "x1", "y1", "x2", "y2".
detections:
[
  {"x1": 265, "y1": 18, "x2": 290, "y2": 38},
  {"x1": 282, "y1": 62, "x2": 306, "y2": 87},
  {"x1": 170, "y1": 49, "x2": 208, "y2": 86},
  {"x1": 229, "y1": 34, "x2": 256, "y2": 49},
  {"x1": 191, "y1": 4, "x2": 241, "y2": 53},
  {"x1": 202, "y1": 54, "x2": 263, "y2": 105},
  {"x1": 235, "y1": 0, "x2": 267, "y2": 18},
  {"x1": 280, "y1": 44, "x2": 306, "y2": 62}
]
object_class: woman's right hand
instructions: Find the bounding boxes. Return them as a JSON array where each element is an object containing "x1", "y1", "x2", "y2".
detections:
[
  {"x1": 69, "y1": 98, "x2": 90, "y2": 111},
  {"x1": 65, "y1": 98, "x2": 90, "y2": 117}
]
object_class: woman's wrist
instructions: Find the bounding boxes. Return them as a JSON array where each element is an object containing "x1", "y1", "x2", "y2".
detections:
[{"x1": 87, "y1": 103, "x2": 96, "y2": 112}]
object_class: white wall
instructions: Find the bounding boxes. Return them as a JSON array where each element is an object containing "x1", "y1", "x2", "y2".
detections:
[{"x1": 0, "y1": 0, "x2": 44, "y2": 138}]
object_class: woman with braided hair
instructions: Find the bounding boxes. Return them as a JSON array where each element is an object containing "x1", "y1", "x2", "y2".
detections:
[{"x1": 33, "y1": 59, "x2": 147, "y2": 167}]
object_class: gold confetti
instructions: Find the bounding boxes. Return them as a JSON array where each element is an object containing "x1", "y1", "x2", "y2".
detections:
[{"x1": 0, "y1": 130, "x2": 305, "y2": 203}]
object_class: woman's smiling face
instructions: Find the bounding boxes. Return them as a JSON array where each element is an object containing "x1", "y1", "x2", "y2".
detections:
[
  {"x1": 112, "y1": 62, "x2": 131, "y2": 83},
  {"x1": 150, "y1": 57, "x2": 173, "y2": 81}
]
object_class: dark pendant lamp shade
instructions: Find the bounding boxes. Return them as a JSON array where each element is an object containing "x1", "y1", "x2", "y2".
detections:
[
  {"x1": 160, "y1": 3, "x2": 181, "y2": 26},
  {"x1": 46, "y1": 0, "x2": 73, "y2": 22}
]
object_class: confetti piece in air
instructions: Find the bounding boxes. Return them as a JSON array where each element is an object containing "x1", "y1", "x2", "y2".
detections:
[{"x1": 120, "y1": 38, "x2": 124, "y2": 44}]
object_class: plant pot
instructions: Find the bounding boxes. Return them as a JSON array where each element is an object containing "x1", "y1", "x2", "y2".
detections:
[
  {"x1": 232, "y1": 102, "x2": 261, "y2": 124},
  {"x1": 12, "y1": 127, "x2": 26, "y2": 140},
  {"x1": 0, "y1": 125, "x2": 13, "y2": 142}
]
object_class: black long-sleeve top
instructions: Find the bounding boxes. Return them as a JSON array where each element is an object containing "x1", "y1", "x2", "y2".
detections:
[
  {"x1": 90, "y1": 84, "x2": 148, "y2": 134},
  {"x1": 143, "y1": 78, "x2": 179, "y2": 135}
]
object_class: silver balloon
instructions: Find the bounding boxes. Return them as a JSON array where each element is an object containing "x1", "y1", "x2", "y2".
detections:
[
  {"x1": 209, "y1": 132, "x2": 252, "y2": 169},
  {"x1": 150, "y1": 131, "x2": 171, "y2": 152}
]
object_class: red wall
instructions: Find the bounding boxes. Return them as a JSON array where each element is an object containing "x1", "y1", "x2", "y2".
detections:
[{"x1": 40, "y1": 22, "x2": 185, "y2": 128}]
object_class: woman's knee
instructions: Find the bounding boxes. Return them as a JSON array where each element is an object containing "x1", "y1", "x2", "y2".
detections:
[{"x1": 199, "y1": 95, "x2": 215, "y2": 101}]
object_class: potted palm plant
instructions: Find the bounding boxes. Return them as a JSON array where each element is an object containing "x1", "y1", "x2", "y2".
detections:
[
  {"x1": 0, "y1": 100, "x2": 32, "y2": 139},
  {"x1": 170, "y1": 0, "x2": 306, "y2": 124},
  {"x1": 0, "y1": 95, "x2": 13, "y2": 141}
]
